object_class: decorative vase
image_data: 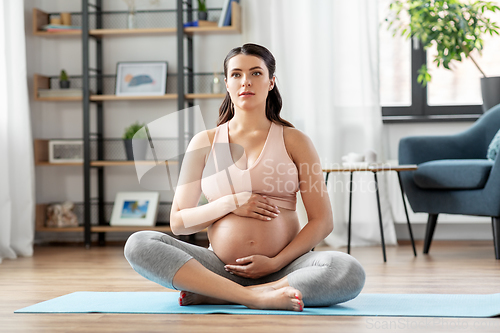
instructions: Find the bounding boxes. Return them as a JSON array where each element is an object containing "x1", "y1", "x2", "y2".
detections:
[
  {"x1": 198, "y1": 11, "x2": 208, "y2": 21},
  {"x1": 127, "y1": 7, "x2": 136, "y2": 29},
  {"x1": 481, "y1": 76, "x2": 500, "y2": 113},
  {"x1": 59, "y1": 80, "x2": 70, "y2": 89},
  {"x1": 212, "y1": 75, "x2": 221, "y2": 94}
]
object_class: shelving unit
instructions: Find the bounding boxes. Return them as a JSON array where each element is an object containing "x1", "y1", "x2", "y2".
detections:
[{"x1": 33, "y1": 1, "x2": 241, "y2": 247}]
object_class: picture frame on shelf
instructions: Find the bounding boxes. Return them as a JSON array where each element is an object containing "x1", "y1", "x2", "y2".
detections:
[
  {"x1": 48, "y1": 140, "x2": 84, "y2": 163},
  {"x1": 115, "y1": 61, "x2": 168, "y2": 96},
  {"x1": 110, "y1": 192, "x2": 160, "y2": 226}
]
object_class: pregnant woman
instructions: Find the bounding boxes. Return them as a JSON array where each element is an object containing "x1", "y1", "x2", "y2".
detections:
[{"x1": 124, "y1": 43, "x2": 365, "y2": 311}]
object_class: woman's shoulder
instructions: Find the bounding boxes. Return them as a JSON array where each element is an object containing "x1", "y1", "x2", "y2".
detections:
[
  {"x1": 187, "y1": 127, "x2": 218, "y2": 152},
  {"x1": 283, "y1": 125, "x2": 312, "y2": 147},
  {"x1": 282, "y1": 125, "x2": 315, "y2": 163}
]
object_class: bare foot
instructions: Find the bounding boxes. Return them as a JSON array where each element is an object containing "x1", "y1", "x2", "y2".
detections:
[
  {"x1": 179, "y1": 290, "x2": 232, "y2": 306},
  {"x1": 251, "y1": 286, "x2": 303, "y2": 312},
  {"x1": 179, "y1": 284, "x2": 276, "y2": 306},
  {"x1": 178, "y1": 285, "x2": 304, "y2": 311}
]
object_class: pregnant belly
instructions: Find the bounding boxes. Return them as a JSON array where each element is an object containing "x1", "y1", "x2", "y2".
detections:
[{"x1": 208, "y1": 208, "x2": 301, "y2": 265}]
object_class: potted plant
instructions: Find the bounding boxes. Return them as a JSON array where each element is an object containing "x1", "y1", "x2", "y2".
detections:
[
  {"x1": 198, "y1": 0, "x2": 208, "y2": 21},
  {"x1": 386, "y1": 0, "x2": 500, "y2": 111},
  {"x1": 59, "y1": 70, "x2": 70, "y2": 89},
  {"x1": 123, "y1": 121, "x2": 148, "y2": 161}
]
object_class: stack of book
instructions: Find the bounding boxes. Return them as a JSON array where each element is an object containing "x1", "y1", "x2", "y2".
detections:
[
  {"x1": 38, "y1": 89, "x2": 83, "y2": 98},
  {"x1": 42, "y1": 24, "x2": 81, "y2": 32},
  {"x1": 218, "y1": 0, "x2": 240, "y2": 27}
]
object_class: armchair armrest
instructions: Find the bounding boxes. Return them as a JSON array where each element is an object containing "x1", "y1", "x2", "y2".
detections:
[
  {"x1": 399, "y1": 132, "x2": 481, "y2": 165},
  {"x1": 485, "y1": 152, "x2": 500, "y2": 188}
]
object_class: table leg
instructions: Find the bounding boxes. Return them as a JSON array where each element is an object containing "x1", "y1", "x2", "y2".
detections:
[
  {"x1": 373, "y1": 172, "x2": 387, "y2": 262},
  {"x1": 348, "y1": 172, "x2": 353, "y2": 255},
  {"x1": 397, "y1": 172, "x2": 417, "y2": 257}
]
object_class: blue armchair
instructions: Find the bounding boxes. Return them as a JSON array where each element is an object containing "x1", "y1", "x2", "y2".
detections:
[{"x1": 398, "y1": 104, "x2": 500, "y2": 259}]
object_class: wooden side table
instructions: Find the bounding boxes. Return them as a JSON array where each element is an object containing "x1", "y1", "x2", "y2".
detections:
[{"x1": 323, "y1": 164, "x2": 418, "y2": 262}]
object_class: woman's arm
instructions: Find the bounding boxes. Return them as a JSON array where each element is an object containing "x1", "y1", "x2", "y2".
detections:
[
  {"x1": 171, "y1": 129, "x2": 286, "y2": 236},
  {"x1": 170, "y1": 130, "x2": 237, "y2": 235},
  {"x1": 271, "y1": 128, "x2": 333, "y2": 270}
]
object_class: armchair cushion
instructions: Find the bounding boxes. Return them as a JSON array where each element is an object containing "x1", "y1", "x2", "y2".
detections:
[
  {"x1": 487, "y1": 129, "x2": 500, "y2": 161},
  {"x1": 414, "y1": 159, "x2": 494, "y2": 190}
]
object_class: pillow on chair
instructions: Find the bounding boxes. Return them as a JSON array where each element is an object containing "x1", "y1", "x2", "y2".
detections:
[{"x1": 487, "y1": 129, "x2": 500, "y2": 161}]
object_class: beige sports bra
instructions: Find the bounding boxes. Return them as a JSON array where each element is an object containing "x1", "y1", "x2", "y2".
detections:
[{"x1": 201, "y1": 121, "x2": 299, "y2": 210}]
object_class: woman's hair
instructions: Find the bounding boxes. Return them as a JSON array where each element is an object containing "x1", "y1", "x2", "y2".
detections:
[{"x1": 217, "y1": 43, "x2": 294, "y2": 128}]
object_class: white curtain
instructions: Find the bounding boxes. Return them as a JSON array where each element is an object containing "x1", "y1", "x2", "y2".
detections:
[
  {"x1": 242, "y1": 0, "x2": 397, "y2": 248},
  {"x1": 0, "y1": 0, "x2": 35, "y2": 263}
]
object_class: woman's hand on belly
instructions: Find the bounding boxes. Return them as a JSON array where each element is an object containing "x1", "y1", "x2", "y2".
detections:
[
  {"x1": 208, "y1": 208, "x2": 301, "y2": 265},
  {"x1": 224, "y1": 254, "x2": 278, "y2": 279},
  {"x1": 232, "y1": 193, "x2": 281, "y2": 221}
]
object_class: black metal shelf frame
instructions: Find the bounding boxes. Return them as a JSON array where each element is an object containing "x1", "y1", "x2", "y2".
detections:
[
  {"x1": 79, "y1": 0, "x2": 227, "y2": 248},
  {"x1": 81, "y1": 0, "x2": 207, "y2": 247}
]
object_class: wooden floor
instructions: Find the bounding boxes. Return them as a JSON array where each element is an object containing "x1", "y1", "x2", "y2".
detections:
[{"x1": 2, "y1": 240, "x2": 500, "y2": 333}]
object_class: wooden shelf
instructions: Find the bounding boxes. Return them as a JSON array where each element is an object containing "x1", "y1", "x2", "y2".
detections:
[
  {"x1": 33, "y1": 75, "x2": 226, "y2": 102},
  {"x1": 185, "y1": 2, "x2": 241, "y2": 34},
  {"x1": 186, "y1": 93, "x2": 226, "y2": 99},
  {"x1": 91, "y1": 160, "x2": 175, "y2": 167},
  {"x1": 33, "y1": 3, "x2": 241, "y2": 38},
  {"x1": 35, "y1": 203, "x2": 207, "y2": 234},
  {"x1": 90, "y1": 94, "x2": 178, "y2": 101},
  {"x1": 89, "y1": 28, "x2": 177, "y2": 37},
  {"x1": 34, "y1": 30, "x2": 82, "y2": 37},
  {"x1": 32, "y1": 9, "x2": 81, "y2": 37},
  {"x1": 91, "y1": 226, "x2": 172, "y2": 233},
  {"x1": 34, "y1": 74, "x2": 82, "y2": 101},
  {"x1": 34, "y1": 139, "x2": 178, "y2": 166}
]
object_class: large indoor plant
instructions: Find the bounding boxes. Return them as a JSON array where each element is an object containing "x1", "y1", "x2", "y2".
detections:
[
  {"x1": 123, "y1": 121, "x2": 148, "y2": 161},
  {"x1": 386, "y1": 0, "x2": 500, "y2": 111}
]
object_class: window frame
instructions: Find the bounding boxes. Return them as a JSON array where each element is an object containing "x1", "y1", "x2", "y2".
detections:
[{"x1": 381, "y1": 39, "x2": 483, "y2": 123}]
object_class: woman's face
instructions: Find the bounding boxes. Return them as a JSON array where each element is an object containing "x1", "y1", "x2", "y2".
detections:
[{"x1": 225, "y1": 54, "x2": 275, "y2": 112}]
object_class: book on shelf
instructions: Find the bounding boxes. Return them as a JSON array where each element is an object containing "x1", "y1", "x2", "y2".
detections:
[
  {"x1": 184, "y1": 20, "x2": 218, "y2": 28},
  {"x1": 219, "y1": 0, "x2": 239, "y2": 27},
  {"x1": 218, "y1": 0, "x2": 230, "y2": 27},
  {"x1": 42, "y1": 24, "x2": 81, "y2": 31},
  {"x1": 38, "y1": 89, "x2": 83, "y2": 98}
]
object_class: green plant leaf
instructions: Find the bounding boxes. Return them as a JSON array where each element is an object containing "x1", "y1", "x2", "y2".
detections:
[
  {"x1": 123, "y1": 122, "x2": 147, "y2": 140},
  {"x1": 384, "y1": 0, "x2": 499, "y2": 83}
]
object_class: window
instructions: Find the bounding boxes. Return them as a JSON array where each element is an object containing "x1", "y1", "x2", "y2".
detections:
[{"x1": 379, "y1": 0, "x2": 500, "y2": 122}]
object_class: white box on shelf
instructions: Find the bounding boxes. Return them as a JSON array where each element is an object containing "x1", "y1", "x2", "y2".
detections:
[{"x1": 48, "y1": 140, "x2": 84, "y2": 163}]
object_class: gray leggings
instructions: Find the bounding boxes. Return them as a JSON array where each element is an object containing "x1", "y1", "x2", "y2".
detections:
[{"x1": 124, "y1": 231, "x2": 366, "y2": 307}]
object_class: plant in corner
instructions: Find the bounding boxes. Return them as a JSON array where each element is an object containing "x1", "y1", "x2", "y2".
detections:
[
  {"x1": 386, "y1": 0, "x2": 500, "y2": 111},
  {"x1": 198, "y1": 0, "x2": 208, "y2": 21},
  {"x1": 59, "y1": 69, "x2": 70, "y2": 89},
  {"x1": 123, "y1": 122, "x2": 148, "y2": 161}
]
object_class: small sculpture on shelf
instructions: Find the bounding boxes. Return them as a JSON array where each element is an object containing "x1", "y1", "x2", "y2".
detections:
[
  {"x1": 46, "y1": 201, "x2": 79, "y2": 228},
  {"x1": 59, "y1": 69, "x2": 70, "y2": 89}
]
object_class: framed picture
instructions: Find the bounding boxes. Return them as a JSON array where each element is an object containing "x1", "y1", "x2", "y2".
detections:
[
  {"x1": 115, "y1": 61, "x2": 167, "y2": 96},
  {"x1": 110, "y1": 192, "x2": 160, "y2": 226},
  {"x1": 48, "y1": 140, "x2": 84, "y2": 163}
]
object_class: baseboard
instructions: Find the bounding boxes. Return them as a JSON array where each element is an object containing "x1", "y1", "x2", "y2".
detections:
[{"x1": 395, "y1": 222, "x2": 493, "y2": 241}]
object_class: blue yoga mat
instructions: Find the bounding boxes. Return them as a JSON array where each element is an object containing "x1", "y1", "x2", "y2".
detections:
[{"x1": 15, "y1": 292, "x2": 500, "y2": 317}]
